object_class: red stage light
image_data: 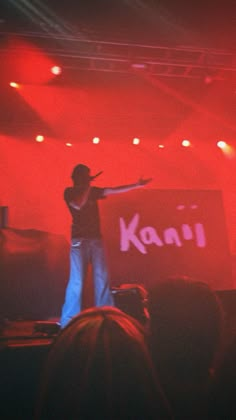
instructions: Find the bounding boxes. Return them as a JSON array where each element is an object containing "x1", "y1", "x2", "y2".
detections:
[
  {"x1": 182, "y1": 139, "x2": 191, "y2": 147},
  {"x1": 217, "y1": 140, "x2": 227, "y2": 149},
  {"x1": 216, "y1": 141, "x2": 235, "y2": 158},
  {"x1": 35, "y1": 135, "x2": 44, "y2": 142},
  {"x1": 9, "y1": 82, "x2": 20, "y2": 89},
  {"x1": 51, "y1": 66, "x2": 62, "y2": 76}
]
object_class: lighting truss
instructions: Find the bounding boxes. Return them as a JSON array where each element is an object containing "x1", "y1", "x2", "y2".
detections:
[{"x1": 1, "y1": 31, "x2": 236, "y2": 80}]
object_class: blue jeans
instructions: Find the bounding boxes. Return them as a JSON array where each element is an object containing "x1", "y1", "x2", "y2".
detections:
[{"x1": 60, "y1": 238, "x2": 114, "y2": 327}]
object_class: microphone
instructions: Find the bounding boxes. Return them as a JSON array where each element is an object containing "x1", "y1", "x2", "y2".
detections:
[{"x1": 90, "y1": 171, "x2": 103, "y2": 180}]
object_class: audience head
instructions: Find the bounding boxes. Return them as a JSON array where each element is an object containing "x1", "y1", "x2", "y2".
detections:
[
  {"x1": 209, "y1": 333, "x2": 236, "y2": 419},
  {"x1": 113, "y1": 283, "x2": 150, "y2": 327},
  {"x1": 36, "y1": 306, "x2": 172, "y2": 419},
  {"x1": 149, "y1": 276, "x2": 223, "y2": 381}
]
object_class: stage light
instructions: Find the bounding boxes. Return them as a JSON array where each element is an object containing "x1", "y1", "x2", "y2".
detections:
[
  {"x1": 66, "y1": 142, "x2": 72, "y2": 147},
  {"x1": 133, "y1": 137, "x2": 140, "y2": 145},
  {"x1": 51, "y1": 66, "x2": 62, "y2": 75},
  {"x1": 92, "y1": 137, "x2": 100, "y2": 144},
  {"x1": 204, "y1": 75, "x2": 213, "y2": 85},
  {"x1": 9, "y1": 82, "x2": 20, "y2": 89},
  {"x1": 217, "y1": 140, "x2": 235, "y2": 158},
  {"x1": 131, "y1": 63, "x2": 147, "y2": 70},
  {"x1": 217, "y1": 140, "x2": 227, "y2": 149},
  {"x1": 217, "y1": 140, "x2": 236, "y2": 159},
  {"x1": 182, "y1": 139, "x2": 191, "y2": 147},
  {"x1": 35, "y1": 135, "x2": 44, "y2": 142},
  {"x1": 158, "y1": 144, "x2": 165, "y2": 148}
]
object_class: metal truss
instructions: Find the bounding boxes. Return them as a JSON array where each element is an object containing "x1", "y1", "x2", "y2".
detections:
[{"x1": 1, "y1": 31, "x2": 236, "y2": 80}]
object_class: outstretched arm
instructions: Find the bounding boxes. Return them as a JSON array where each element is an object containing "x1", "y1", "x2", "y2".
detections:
[{"x1": 103, "y1": 177, "x2": 152, "y2": 197}]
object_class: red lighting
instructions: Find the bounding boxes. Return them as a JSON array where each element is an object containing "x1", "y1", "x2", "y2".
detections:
[
  {"x1": 204, "y1": 76, "x2": 213, "y2": 85},
  {"x1": 7, "y1": 38, "x2": 57, "y2": 85},
  {"x1": 51, "y1": 66, "x2": 62, "y2": 76},
  {"x1": 182, "y1": 139, "x2": 191, "y2": 147},
  {"x1": 216, "y1": 141, "x2": 235, "y2": 158},
  {"x1": 35, "y1": 135, "x2": 44, "y2": 142},
  {"x1": 217, "y1": 140, "x2": 227, "y2": 149},
  {"x1": 9, "y1": 82, "x2": 20, "y2": 89}
]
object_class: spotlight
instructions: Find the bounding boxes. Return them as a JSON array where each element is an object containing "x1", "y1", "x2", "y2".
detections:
[
  {"x1": 216, "y1": 140, "x2": 234, "y2": 158},
  {"x1": 66, "y1": 142, "x2": 72, "y2": 147},
  {"x1": 217, "y1": 140, "x2": 227, "y2": 149},
  {"x1": 133, "y1": 137, "x2": 140, "y2": 145},
  {"x1": 51, "y1": 66, "x2": 62, "y2": 76},
  {"x1": 9, "y1": 82, "x2": 20, "y2": 89},
  {"x1": 131, "y1": 63, "x2": 147, "y2": 70},
  {"x1": 182, "y1": 139, "x2": 191, "y2": 147},
  {"x1": 92, "y1": 137, "x2": 100, "y2": 144},
  {"x1": 35, "y1": 135, "x2": 44, "y2": 142},
  {"x1": 204, "y1": 75, "x2": 213, "y2": 85},
  {"x1": 158, "y1": 144, "x2": 164, "y2": 148}
]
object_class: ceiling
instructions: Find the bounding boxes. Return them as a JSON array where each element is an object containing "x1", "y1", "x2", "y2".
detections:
[
  {"x1": 1, "y1": 0, "x2": 236, "y2": 49},
  {"x1": 0, "y1": 0, "x2": 235, "y2": 142}
]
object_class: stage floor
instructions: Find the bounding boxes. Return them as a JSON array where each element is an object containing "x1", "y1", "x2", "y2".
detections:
[{"x1": 0, "y1": 319, "x2": 60, "y2": 346}]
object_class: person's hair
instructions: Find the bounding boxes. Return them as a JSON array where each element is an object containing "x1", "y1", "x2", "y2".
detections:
[
  {"x1": 149, "y1": 276, "x2": 223, "y2": 380},
  {"x1": 209, "y1": 333, "x2": 236, "y2": 419},
  {"x1": 113, "y1": 283, "x2": 150, "y2": 326},
  {"x1": 71, "y1": 164, "x2": 90, "y2": 185},
  {"x1": 35, "y1": 307, "x2": 172, "y2": 419}
]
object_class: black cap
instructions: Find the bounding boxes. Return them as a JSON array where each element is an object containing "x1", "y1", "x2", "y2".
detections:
[{"x1": 71, "y1": 164, "x2": 94, "y2": 185}]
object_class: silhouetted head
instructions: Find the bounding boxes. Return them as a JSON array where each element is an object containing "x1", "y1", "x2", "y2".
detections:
[
  {"x1": 36, "y1": 307, "x2": 172, "y2": 419},
  {"x1": 209, "y1": 333, "x2": 236, "y2": 419},
  {"x1": 113, "y1": 283, "x2": 150, "y2": 327},
  {"x1": 71, "y1": 164, "x2": 91, "y2": 186},
  {"x1": 149, "y1": 276, "x2": 223, "y2": 381}
]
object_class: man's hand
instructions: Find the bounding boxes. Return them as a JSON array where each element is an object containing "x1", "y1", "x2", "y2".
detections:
[
  {"x1": 138, "y1": 177, "x2": 152, "y2": 186},
  {"x1": 103, "y1": 178, "x2": 152, "y2": 196}
]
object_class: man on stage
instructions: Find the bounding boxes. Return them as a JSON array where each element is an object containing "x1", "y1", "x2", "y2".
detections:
[{"x1": 60, "y1": 164, "x2": 151, "y2": 328}]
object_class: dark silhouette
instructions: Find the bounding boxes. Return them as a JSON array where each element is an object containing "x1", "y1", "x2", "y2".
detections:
[
  {"x1": 149, "y1": 276, "x2": 223, "y2": 419},
  {"x1": 36, "y1": 306, "x2": 172, "y2": 419},
  {"x1": 113, "y1": 283, "x2": 150, "y2": 328},
  {"x1": 60, "y1": 163, "x2": 151, "y2": 328},
  {"x1": 209, "y1": 332, "x2": 236, "y2": 419}
]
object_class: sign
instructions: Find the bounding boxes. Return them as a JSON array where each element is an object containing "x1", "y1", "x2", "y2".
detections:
[{"x1": 101, "y1": 189, "x2": 232, "y2": 290}]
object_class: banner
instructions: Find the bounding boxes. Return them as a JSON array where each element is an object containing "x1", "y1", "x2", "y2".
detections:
[{"x1": 101, "y1": 189, "x2": 232, "y2": 290}]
